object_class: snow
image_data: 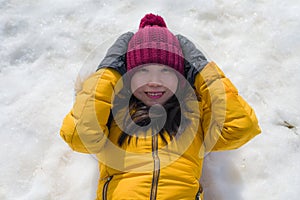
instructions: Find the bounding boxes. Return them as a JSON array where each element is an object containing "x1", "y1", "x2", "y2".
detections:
[{"x1": 1, "y1": 0, "x2": 299, "y2": 199}]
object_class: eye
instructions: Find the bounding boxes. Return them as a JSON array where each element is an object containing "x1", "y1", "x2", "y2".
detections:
[
  {"x1": 137, "y1": 68, "x2": 149, "y2": 73},
  {"x1": 161, "y1": 68, "x2": 172, "y2": 73}
]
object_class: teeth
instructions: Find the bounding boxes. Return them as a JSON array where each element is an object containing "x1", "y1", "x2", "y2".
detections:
[{"x1": 147, "y1": 92, "x2": 163, "y2": 96}]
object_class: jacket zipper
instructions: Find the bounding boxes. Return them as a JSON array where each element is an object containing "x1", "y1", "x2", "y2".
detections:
[
  {"x1": 102, "y1": 176, "x2": 112, "y2": 200},
  {"x1": 150, "y1": 133, "x2": 160, "y2": 200}
]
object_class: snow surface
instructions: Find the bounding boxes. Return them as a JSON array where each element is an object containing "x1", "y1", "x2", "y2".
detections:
[{"x1": 1, "y1": 0, "x2": 300, "y2": 199}]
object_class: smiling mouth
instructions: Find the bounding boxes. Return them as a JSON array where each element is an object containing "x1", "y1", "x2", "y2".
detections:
[{"x1": 145, "y1": 92, "x2": 165, "y2": 99}]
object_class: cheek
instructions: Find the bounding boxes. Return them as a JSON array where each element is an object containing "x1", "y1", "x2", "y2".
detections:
[
  {"x1": 132, "y1": 87, "x2": 146, "y2": 103},
  {"x1": 164, "y1": 75, "x2": 179, "y2": 93},
  {"x1": 130, "y1": 76, "x2": 144, "y2": 93}
]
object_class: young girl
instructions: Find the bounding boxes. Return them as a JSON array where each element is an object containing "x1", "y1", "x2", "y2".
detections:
[{"x1": 60, "y1": 14, "x2": 261, "y2": 200}]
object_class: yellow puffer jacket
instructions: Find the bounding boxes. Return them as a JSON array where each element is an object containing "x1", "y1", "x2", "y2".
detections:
[{"x1": 60, "y1": 62, "x2": 261, "y2": 200}]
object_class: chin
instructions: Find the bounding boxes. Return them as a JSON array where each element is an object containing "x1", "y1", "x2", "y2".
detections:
[{"x1": 146, "y1": 100, "x2": 166, "y2": 106}]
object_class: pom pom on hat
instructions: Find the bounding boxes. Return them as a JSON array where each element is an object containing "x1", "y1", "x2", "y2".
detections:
[
  {"x1": 127, "y1": 13, "x2": 184, "y2": 75},
  {"x1": 139, "y1": 13, "x2": 167, "y2": 28}
]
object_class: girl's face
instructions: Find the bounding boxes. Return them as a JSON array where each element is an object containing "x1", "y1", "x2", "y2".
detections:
[{"x1": 130, "y1": 64, "x2": 179, "y2": 106}]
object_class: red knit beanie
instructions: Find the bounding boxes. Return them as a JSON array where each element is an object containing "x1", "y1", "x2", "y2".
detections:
[{"x1": 126, "y1": 14, "x2": 184, "y2": 75}]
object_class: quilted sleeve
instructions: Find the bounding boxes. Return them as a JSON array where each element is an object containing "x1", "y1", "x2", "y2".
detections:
[
  {"x1": 194, "y1": 62, "x2": 261, "y2": 152},
  {"x1": 60, "y1": 68, "x2": 121, "y2": 153}
]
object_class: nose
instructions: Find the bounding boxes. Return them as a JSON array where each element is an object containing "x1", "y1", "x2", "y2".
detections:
[
  {"x1": 147, "y1": 81, "x2": 162, "y2": 87},
  {"x1": 146, "y1": 73, "x2": 163, "y2": 87}
]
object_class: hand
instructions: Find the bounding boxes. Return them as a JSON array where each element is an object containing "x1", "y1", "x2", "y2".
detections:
[
  {"x1": 97, "y1": 32, "x2": 134, "y2": 75},
  {"x1": 176, "y1": 34, "x2": 208, "y2": 86}
]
